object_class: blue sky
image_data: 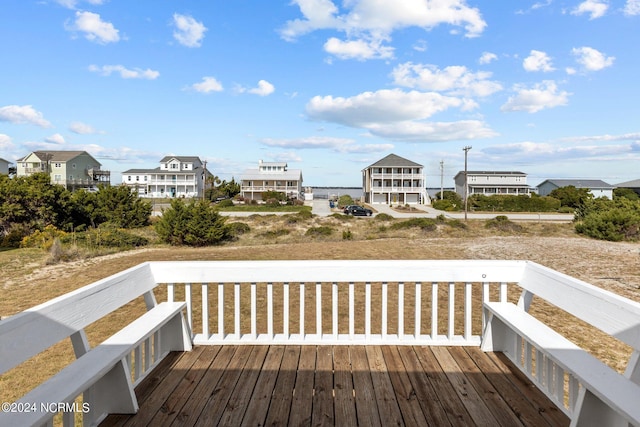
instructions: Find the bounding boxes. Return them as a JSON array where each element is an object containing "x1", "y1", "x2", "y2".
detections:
[{"x1": 1, "y1": 0, "x2": 639, "y2": 187}]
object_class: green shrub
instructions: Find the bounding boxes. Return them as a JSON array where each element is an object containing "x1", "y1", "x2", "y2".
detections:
[
  {"x1": 485, "y1": 215, "x2": 523, "y2": 232},
  {"x1": 216, "y1": 199, "x2": 234, "y2": 208},
  {"x1": 305, "y1": 226, "x2": 334, "y2": 237},
  {"x1": 155, "y1": 199, "x2": 231, "y2": 246},
  {"x1": 390, "y1": 218, "x2": 437, "y2": 231},
  {"x1": 432, "y1": 199, "x2": 459, "y2": 211},
  {"x1": 342, "y1": 230, "x2": 353, "y2": 240},
  {"x1": 374, "y1": 213, "x2": 394, "y2": 221},
  {"x1": 227, "y1": 222, "x2": 251, "y2": 236},
  {"x1": 575, "y1": 206, "x2": 640, "y2": 241},
  {"x1": 470, "y1": 194, "x2": 560, "y2": 212},
  {"x1": 259, "y1": 228, "x2": 290, "y2": 239},
  {"x1": 337, "y1": 195, "x2": 354, "y2": 208}
]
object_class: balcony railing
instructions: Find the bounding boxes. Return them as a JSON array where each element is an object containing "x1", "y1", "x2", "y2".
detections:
[{"x1": 2, "y1": 260, "x2": 640, "y2": 426}]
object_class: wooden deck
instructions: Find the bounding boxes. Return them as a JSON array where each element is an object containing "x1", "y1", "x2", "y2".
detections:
[{"x1": 101, "y1": 345, "x2": 569, "y2": 427}]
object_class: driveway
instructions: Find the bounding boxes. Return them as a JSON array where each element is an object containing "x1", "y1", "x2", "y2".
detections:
[{"x1": 369, "y1": 203, "x2": 573, "y2": 221}]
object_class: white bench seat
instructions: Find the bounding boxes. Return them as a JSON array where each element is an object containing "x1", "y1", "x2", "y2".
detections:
[
  {"x1": 483, "y1": 301, "x2": 640, "y2": 426},
  {"x1": 0, "y1": 301, "x2": 190, "y2": 427}
]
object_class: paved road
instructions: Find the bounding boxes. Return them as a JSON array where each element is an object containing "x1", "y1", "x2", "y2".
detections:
[{"x1": 310, "y1": 199, "x2": 574, "y2": 221}]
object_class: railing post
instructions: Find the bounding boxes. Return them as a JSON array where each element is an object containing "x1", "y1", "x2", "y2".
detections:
[
  {"x1": 202, "y1": 283, "x2": 209, "y2": 340},
  {"x1": 415, "y1": 282, "x2": 421, "y2": 341}
]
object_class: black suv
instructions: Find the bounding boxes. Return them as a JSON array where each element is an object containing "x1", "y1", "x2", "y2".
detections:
[{"x1": 345, "y1": 205, "x2": 373, "y2": 216}]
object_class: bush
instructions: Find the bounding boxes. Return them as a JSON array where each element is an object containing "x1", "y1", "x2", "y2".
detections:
[
  {"x1": 21, "y1": 225, "x2": 67, "y2": 250},
  {"x1": 374, "y1": 213, "x2": 394, "y2": 221},
  {"x1": 390, "y1": 218, "x2": 437, "y2": 231},
  {"x1": 155, "y1": 199, "x2": 231, "y2": 246},
  {"x1": 228, "y1": 222, "x2": 251, "y2": 236},
  {"x1": 470, "y1": 194, "x2": 560, "y2": 212},
  {"x1": 432, "y1": 199, "x2": 459, "y2": 211},
  {"x1": 259, "y1": 228, "x2": 290, "y2": 239},
  {"x1": 3, "y1": 224, "x2": 34, "y2": 248},
  {"x1": 337, "y1": 195, "x2": 354, "y2": 208},
  {"x1": 216, "y1": 199, "x2": 234, "y2": 208},
  {"x1": 342, "y1": 230, "x2": 353, "y2": 240},
  {"x1": 485, "y1": 215, "x2": 523, "y2": 232},
  {"x1": 575, "y1": 199, "x2": 640, "y2": 241},
  {"x1": 305, "y1": 226, "x2": 334, "y2": 237}
]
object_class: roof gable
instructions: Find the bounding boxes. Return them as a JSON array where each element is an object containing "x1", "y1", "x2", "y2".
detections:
[{"x1": 367, "y1": 154, "x2": 422, "y2": 168}]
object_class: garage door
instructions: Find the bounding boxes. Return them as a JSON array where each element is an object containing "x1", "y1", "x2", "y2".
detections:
[{"x1": 373, "y1": 194, "x2": 387, "y2": 204}]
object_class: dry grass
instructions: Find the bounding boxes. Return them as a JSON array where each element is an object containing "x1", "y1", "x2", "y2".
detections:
[{"x1": 1, "y1": 215, "x2": 640, "y2": 407}]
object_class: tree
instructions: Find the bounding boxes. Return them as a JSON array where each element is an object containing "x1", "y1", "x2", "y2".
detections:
[
  {"x1": 93, "y1": 185, "x2": 151, "y2": 228},
  {"x1": 155, "y1": 199, "x2": 232, "y2": 246},
  {"x1": 549, "y1": 186, "x2": 593, "y2": 208},
  {"x1": 614, "y1": 187, "x2": 640, "y2": 201}
]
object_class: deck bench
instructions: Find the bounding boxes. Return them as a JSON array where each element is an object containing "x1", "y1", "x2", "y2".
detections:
[
  {"x1": 483, "y1": 302, "x2": 640, "y2": 426},
  {"x1": 0, "y1": 263, "x2": 192, "y2": 427}
]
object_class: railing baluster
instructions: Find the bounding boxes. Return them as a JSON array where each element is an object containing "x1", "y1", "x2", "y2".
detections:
[
  {"x1": 448, "y1": 282, "x2": 455, "y2": 341},
  {"x1": 431, "y1": 282, "x2": 438, "y2": 339},
  {"x1": 500, "y1": 281, "x2": 507, "y2": 302},
  {"x1": 365, "y1": 282, "x2": 371, "y2": 339},
  {"x1": 234, "y1": 283, "x2": 241, "y2": 339},
  {"x1": 167, "y1": 283, "x2": 174, "y2": 303},
  {"x1": 464, "y1": 282, "x2": 472, "y2": 341},
  {"x1": 569, "y1": 375, "x2": 579, "y2": 411},
  {"x1": 218, "y1": 283, "x2": 224, "y2": 338},
  {"x1": 283, "y1": 282, "x2": 289, "y2": 339},
  {"x1": 202, "y1": 283, "x2": 209, "y2": 339},
  {"x1": 525, "y1": 340, "x2": 533, "y2": 375},
  {"x1": 381, "y1": 282, "x2": 388, "y2": 339},
  {"x1": 332, "y1": 282, "x2": 338, "y2": 341},
  {"x1": 349, "y1": 282, "x2": 355, "y2": 339},
  {"x1": 185, "y1": 283, "x2": 192, "y2": 333},
  {"x1": 300, "y1": 283, "x2": 305, "y2": 338},
  {"x1": 134, "y1": 345, "x2": 141, "y2": 381},
  {"x1": 482, "y1": 282, "x2": 489, "y2": 332},
  {"x1": 316, "y1": 282, "x2": 322, "y2": 338},
  {"x1": 415, "y1": 282, "x2": 421, "y2": 340},
  {"x1": 398, "y1": 282, "x2": 404, "y2": 341},
  {"x1": 144, "y1": 336, "x2": 151, "y2": 371},
  {"x1": 251, "y1": 283, "x2": 257, "y2": 340},
  {"x1": 267, "y1": 283, "x2": 273, "y2": 339}
]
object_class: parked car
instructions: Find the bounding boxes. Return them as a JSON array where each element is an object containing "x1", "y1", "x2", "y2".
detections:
[
  {"x1": 345, "y1": 205, "x2": 373, "y2": 216},
  {"x1": 342, "y1": 205, "x2": 356, "y2": 214}
]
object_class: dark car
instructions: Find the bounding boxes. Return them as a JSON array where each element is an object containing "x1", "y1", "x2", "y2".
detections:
[
  {"x1": 346, "y1": 205, "x2": 373, "y2": 216},
  {"x1": 342, "y1": 205, "x2": 356, "y2": 214}
]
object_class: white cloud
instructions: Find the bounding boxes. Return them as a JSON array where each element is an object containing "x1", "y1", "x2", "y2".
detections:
[
  {"x1": 190, "y1": 76, "x2": 224, "y2": 93},
  {"x1": 66, "y1": 11, "x2": 120, "y2": 44},
  {"x1": 44, "y1": 133, "x2": 66, "y2": 144},
  {"x1": 0, "y1": 105, "x2": 52, "y2": 128},
  {"x1": 261, "y1": 136, "x2": 393, "y2": 154},
  {"x1": 391, "y1": 62, "x2": 502, "y2": 97},
  {"x1": 172, "y1": 13, "x2": 207, "y2": 48},
  {"x1": 55, "y1": 0, "x2": 106, "y2": 9},
  {"x1": 523, "y1": 50, "x2": 555, "y2": 72},
  {"x1": 323, "y1": 37, "x2": 394, "y2": 60},
  {"x1": 479, "y1": 52, "x2": 497, "y2": 64},
  {"x1": 88, "y1": 64, "x2": 159, "y2": 79},
  {"x1": 625, "y1": 0, "x2": 640, "y2": 15},
  {"x1": 247, "y1": 80, "x2": 275, "y2": 96},
  {"x1": 280, "y1": 0, "x2": 487, "y2": 58},
  {"x1": 367, "y1": 120, "x2": 498, "y2": 142},
  {"x1": 69, "y1": 121, "x2": 101, "y2": 134},
  {"x1": 306, "y1": 89, "x2": 466, "y2": 127},
  {"x1": 571, "y1": 0, "x2": 609, "y2": 19},
  {"x1": 0, "y1": 134, "x2": 14, "y2": 150},
  {"x1": 501, "y1": 81, "x2": 570, "y2": 113},
  {"x1": 571, "y1": 46, "x2": 615, "y2": 71}
]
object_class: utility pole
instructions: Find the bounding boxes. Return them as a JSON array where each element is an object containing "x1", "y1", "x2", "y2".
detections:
[
  {"x1": 202, "y1": 160, "x2": 207, "y2": 201},
  {"x1": 439, "y1": 160, "x2": 444, "y2": 200},
  {"x1": 463, "y1": 146, "x2": 472, "y2": 221}
]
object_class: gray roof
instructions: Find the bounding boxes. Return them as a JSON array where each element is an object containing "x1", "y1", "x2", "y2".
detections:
[
  {"x1": 18, "y1": 150, "x2": 100, "y2": 165},
  {"x1": 454, "y1": 170, "x2": 526, "y2": 179},
  {"x1": 366, "y1": 154, "x2": 422, "y2": 169},
  {"x1": 616, "y1": 179, "x2": 640, "y2": 188},
  {"x1": 159, "y1": 156, "x2": 202, "y2": 164},
  {"x1": 537, "y1": 179, "x2": 615, "y2": 189}
]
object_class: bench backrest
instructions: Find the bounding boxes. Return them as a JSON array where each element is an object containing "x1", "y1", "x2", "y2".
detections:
[
  {"x1": 0, "y1": 262, "x2": 157, "y2": 374},
  {"x1": 519, "y1": 262, "x2": 640, "y2": 350}
]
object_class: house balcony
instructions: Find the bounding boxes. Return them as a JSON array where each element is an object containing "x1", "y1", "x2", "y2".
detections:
[
  {"x1": 370, "y1": 186, "x2": 425, "y2": 193},
  {"x1": 2, "y1": 260, "x2": 640, "y2": 426},
  {"x1": 241, "y1": 185, "x2": 299, "y2": 193}
]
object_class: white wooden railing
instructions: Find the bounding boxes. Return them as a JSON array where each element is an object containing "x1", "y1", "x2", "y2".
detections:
[{"x1": 2, "y1": 260, "x2": 640, "y2": 426}]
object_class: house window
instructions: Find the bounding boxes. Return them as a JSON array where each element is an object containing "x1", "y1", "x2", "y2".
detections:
[
  {"x1": 171, "y1": 163, "x2": 178, "y2": 169},
  {"x1": 287, "y1": 181, "x2": 294, "y2": 186},
  {"x1": 72, "y1": 164, "x2": 76, "y2": 169},
  {"x1": 54, "y1": 163, "x2": 61, "y2": 168},
  {"x1": 144, "y1": 176, "x2": 147, "y2": 182},
  {"x1": 54, "y1": 174, "x2": 62, "y2": 181},
  {"x1": 127, "y1": 176, "x2": 131, "y2": 181},
  {"x1": 136, "y1": 176, "x2": 140, "y2": 181}
]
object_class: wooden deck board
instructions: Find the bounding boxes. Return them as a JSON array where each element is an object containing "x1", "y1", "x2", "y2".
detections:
[{"x1": 101, "y1": 345, "x2": 570, "y2": 427}]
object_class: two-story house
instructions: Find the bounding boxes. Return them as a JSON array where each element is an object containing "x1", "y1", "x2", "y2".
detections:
[
  {"x1": 240, "y1": 160, "x2": 303, "y2": 201},
  {"x1": 0, "y1": 158, "x2": 11, "y2": 175},
  {"x1": 16, "y1": 151, "x2": 110, "y2": 190},
  {"x1": 454, "y1": 171, "x2": 531, "y2": 198},
  {"x1": 122, "y1": 156, "x2": 209, "y2": 198},
  {"x1": 362, "y1": 154, "x2": 428, "y2": 205},
  {"x1": 537, "y1": 179, "x2": 615, "y2": 200}
]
